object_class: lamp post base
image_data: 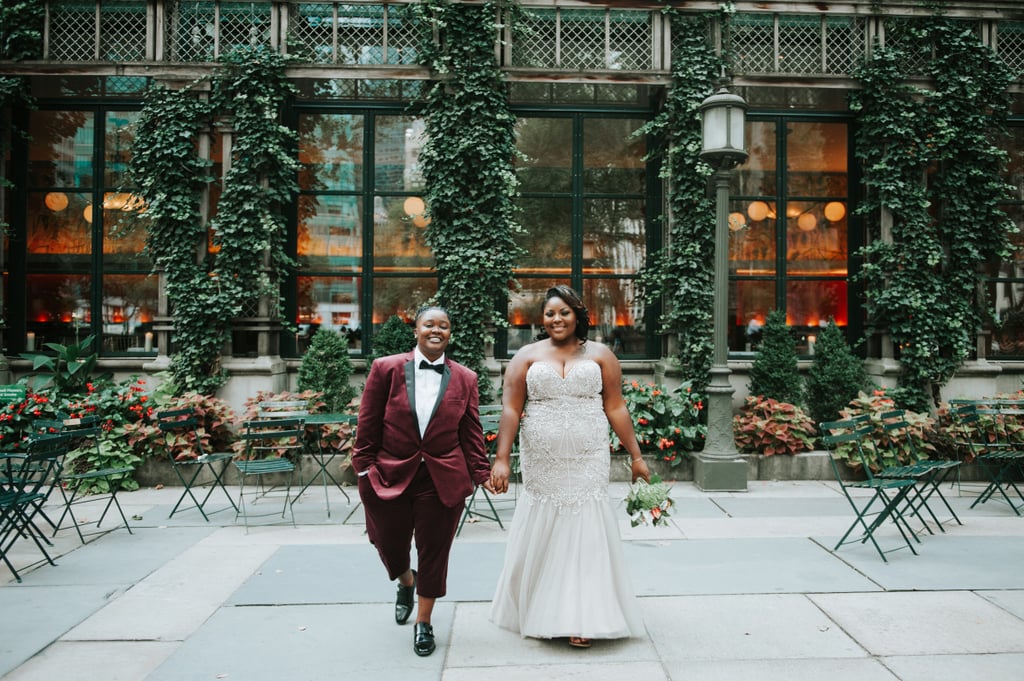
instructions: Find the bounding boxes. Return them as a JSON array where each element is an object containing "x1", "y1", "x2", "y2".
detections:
[{"x1": 693, "y1": 454, "x2": 748, "y2": 492}]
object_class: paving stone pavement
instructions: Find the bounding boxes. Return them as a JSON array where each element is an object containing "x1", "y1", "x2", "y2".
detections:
[{"x1": 2, "y1": 479, "x2": 1024, "y2": 681}]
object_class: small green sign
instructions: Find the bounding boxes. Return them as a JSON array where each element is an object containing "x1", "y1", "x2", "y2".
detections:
[{"x1": 0, "y1": 385, "x2": 27, "y2": 403}]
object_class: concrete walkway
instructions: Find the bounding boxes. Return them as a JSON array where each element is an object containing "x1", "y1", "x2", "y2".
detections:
[{"x1": 2, "y1": 478, "x2": 1024, "y2": 681}]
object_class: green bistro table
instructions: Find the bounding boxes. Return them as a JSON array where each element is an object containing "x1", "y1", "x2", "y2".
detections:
[{"x1": 299, "y1": 413, "x2": 357, "y2": 517}]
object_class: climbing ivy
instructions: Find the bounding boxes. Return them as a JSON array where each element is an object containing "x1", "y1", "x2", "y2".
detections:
[
  {"x1": 851, "y1": 15, "x2": 1014, "y2": 410},
  {"x1": 637, "y1": 6, "x2": 726, "y2": 393},
  {"x1": 131, "y1": 47, "x2": 299, "y2": 394},
  {"x1": 0, "y1": 0, "x2": 43, "y2": 231},
  {"x1": 408, "y1": 0, "x2": 523, "y2": 401}
]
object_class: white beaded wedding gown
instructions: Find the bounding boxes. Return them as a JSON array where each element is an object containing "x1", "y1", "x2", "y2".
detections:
[{"x1": 489, "y1": 359, "x2": 644, "y2": 639}]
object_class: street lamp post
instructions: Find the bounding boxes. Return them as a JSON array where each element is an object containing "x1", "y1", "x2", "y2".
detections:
[{"x1": 695, "y1": 85, "x2": 749, "y2": 492}]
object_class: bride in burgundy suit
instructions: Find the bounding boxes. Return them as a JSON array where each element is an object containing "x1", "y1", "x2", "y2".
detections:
[{"x1": 352, "y1": 305, "x2": 495, "y2": 657}]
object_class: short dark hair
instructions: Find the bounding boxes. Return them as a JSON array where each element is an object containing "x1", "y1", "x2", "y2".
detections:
[
  {"x1": 536, "y1": 285, "x2": 589, "y2": 342},
  {"x1": 414, "y1": 305, "x2": 451, "y2": 324}
]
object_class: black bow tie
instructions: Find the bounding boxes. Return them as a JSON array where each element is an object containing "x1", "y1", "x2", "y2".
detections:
[{"x1": 419, "y1": 359, "x2": 444, "y2": 374}]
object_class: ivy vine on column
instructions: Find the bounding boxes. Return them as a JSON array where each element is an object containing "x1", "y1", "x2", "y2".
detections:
[
  {"x1": 637, "y1": 6, "x2": 727, "y2": 393},
  {"x1": 409, "y1": 0, "x2": 523, "y2": 401},
  {"x1": 131, "y1": 47, "x2": 299, "y2": 394},
  {"x1": 0, "y1": 0, "x2": 43, "y2": 232},
  {"x1": 852, "y1": 16, "x2": 1014, "y2": 410}
]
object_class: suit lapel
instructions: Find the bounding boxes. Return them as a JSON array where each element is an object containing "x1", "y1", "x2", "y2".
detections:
[
  {"x1": 428, "y1": 365, "x2": 451, "y2": 427},
  {"x1": 403, "y1": 356, "x2": 419, "y2": 437}
]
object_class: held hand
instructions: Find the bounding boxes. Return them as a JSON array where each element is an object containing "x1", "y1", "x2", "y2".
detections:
[
  {"x1": 631, "y1": 457, "x2": 651, "y2": 484},
  {"x1": 490, "y1": 460, "x2": 511, "y2": 495},
  {"x1": 481, "y1": 479, "x2": 498, "y2": 494}
]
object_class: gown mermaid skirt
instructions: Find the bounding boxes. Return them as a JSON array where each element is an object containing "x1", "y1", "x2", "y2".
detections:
[{"x1": 489, "y1": 360, "x2": 644, "y2": 639}]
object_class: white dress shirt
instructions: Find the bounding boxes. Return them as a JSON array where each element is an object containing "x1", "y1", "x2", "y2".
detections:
[{"x1": 413, "y1": 348, "x2": 444, "y2": 438}]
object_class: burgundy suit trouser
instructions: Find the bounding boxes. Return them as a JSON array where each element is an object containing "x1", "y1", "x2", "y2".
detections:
[{"x1": 358, "y1": 461, "x2": 463, "y2": 599}]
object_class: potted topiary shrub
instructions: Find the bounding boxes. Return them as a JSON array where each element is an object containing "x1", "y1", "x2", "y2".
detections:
[
  {"x1": 297, "y1": 328, "x2": 357, "y2": 413},
  {"x1": 805, "y1": 319, "x2": 872, "y2": 427},
  {"x1": 370, "y1": 315, "x2": 415, "y2": 361},
  {"x1": 747, "y1": 309, "x2": 804, "y2": 406}
]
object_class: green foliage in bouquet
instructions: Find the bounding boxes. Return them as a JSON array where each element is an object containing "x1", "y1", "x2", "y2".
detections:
[{"x1": 624, "y1": 473, "x2": 674, "y2": 527}]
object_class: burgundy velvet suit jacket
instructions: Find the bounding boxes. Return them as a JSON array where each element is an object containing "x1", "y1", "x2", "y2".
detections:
[{"x1": 352, "y1": 351, "x2": 490, "y2": 508}]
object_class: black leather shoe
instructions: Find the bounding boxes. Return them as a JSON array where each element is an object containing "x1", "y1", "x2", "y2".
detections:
[
  {"x1": 413, "y1": 622, "x2": 435, "y2": 657},
  {"x1": 395, "y1": 569, "x2": 416, "y2": 625}
]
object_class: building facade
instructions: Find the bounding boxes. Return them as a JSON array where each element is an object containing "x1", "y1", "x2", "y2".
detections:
[{"x1": 1, "y1": 0, "x2": 1023, "y2": 411}]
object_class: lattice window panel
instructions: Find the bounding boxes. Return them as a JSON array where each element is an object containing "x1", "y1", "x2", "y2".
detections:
[
  {"x1": 882, "y1": 17, "x2": 932, "y2": 77},
  {"x1": 511, "y1": 8, "x2": 653, "y2": 71},
  {"x1": 218, "y1": 2, "x2": 272, "y2": 55},
  {"x1": 48, "y1": 2, "x2": 96, "y2": 61},
  {"x1": 511, "y1": 8, "x2": 557, "y2": 68},
  {"x1": 560, "y1": 10, "x2": 608, "y2": 70},
  {"x1": 607, "y1": 11, "x2": 652, "y2": 71},
  {"x1": 778, "y1": 15, "x2": 821, "y2": 74},
  {"x1": 732, "y1": 14, "x2": 775, "y2": 74},
  {"x1": 100, "y1": 2, "x2": 148, "y2": 61},
  {"x1": 168, "y1": 1, "x2": 218, "y2": 62},
  {"x1": 997, "y1": 22, "x2": 1024, "y2": 79},
  {"x1": 166, "y1": 1, "x2": 271, "y2": 62},
  {"x1": 237, "y1": 295, "x2": 262, "y2": 319},
  {"x1": 825, "y1": 16, "x2": 864, "y2": 75},
  {"x1": 289, "y1": 3, "x2": 415, "y2": 65},
  {"x1": 288, "y1": 2, "x2": 334, "y2": 64}
]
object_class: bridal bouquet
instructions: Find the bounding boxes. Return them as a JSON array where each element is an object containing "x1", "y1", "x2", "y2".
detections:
[{"x1": 624, "y1": 474, "x2": 674, "y2": 527}]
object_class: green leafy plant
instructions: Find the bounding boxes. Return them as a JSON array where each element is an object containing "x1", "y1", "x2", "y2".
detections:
[
  {"x1": 733, "y1": 396, "x2": 817, "y2": 456},
  {"x1": 0, "y1": 390, "x2": 57, "y2": 451},
  {"x1": 20, "y1": 335, "x2": 104, "y2": 400},
  {"x1": 297, "y1": 328, "x2": 357, "y2": 412},
  {"x1": 56, "y1": 378, "x2": 155, "y2": 492},
  {"x1": 612, "y1": 380, "x2": 706, "y2": 467},
  {"x1": 131, "y1": 47, "x2": 299, "y2": 394},
  {"x1": 805, "y1": 320, "x2": 871, "y2": 426},
  {"x1": 237, "y1": 389, "x2": 354, "y2": 458},
  {"x1": 636, "y1": 7, "x2": 725, "y2": 393},
  {"x1": 408, "y1": 0, "x2": 524, "y2": 401},
  {"x1": 0, "y1": 1, "x2": 42, "y2": 233},
  {"x1": 832, "y1": 390, "x2": 938, "y2": 469},
  {"x1": 370, "y1": 315, "x2": 415, "y2": 362},
  {"x1": 125, "y1": 393, "x2": 237, "y2": 462},
  {"x1": 851, "y1": 17, "x2": 1014, "y2": 410},
  {"x1": 747, "y1": 310, "x2": 803, "y2": 406}
]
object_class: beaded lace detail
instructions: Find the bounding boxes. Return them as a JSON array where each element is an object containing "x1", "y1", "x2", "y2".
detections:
[{"x1": 519, "y1": 359, "x2": 610, "y2": 511}]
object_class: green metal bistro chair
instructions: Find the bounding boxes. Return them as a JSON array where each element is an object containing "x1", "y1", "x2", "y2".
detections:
[
  {"x1": 866, "y1": 409, "x2": 962, "y2": 533},
  {"x1": 233, "y1": 417, "x2": 303, "y2": 531},
  {"x1": 156, "y1": 408, "x2": 238, "y2": 521},
  {"x1": 36, "y1": 415, "x2": 134, "y2": 543},
  {"x1": 949, "y1": 401, "x2": 1024, "y2": 515},
  {"x1": 458, "y1": 409, "x2": 510, "y2": 535},
  {"x1": 820, "y1": 418, "x2": 921, "y2": 562},
  {"x1": 299, "y1": 412, "x2": 356, "y2": 514},
  {"x1": 0, "y1": 433, "x2": 67, "y2": 582}
]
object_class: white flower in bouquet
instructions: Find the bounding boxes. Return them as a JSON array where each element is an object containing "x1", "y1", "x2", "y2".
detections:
[{"x1": 624, "y1": 473, "x2": 674, "y2": 527}]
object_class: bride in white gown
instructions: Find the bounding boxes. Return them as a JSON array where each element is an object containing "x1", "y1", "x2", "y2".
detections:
[{"x1": 488, "y1": 285, "x2": 650, "y2": 647}]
